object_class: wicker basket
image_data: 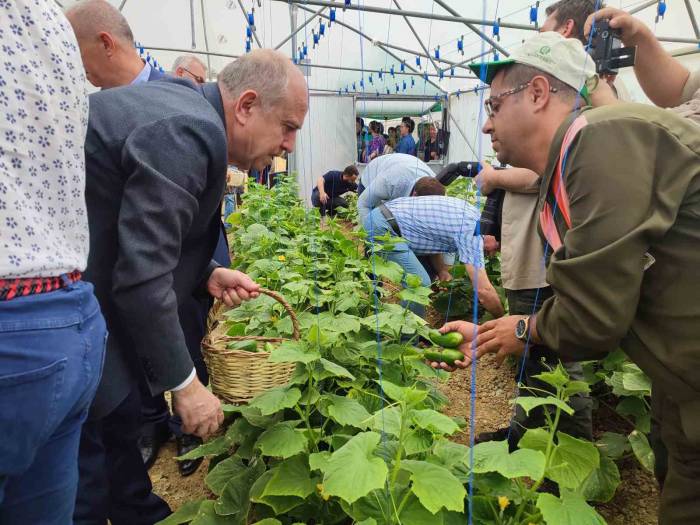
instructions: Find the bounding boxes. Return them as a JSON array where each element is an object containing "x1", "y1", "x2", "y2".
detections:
[{"x1": 203, "y1": 288, "x2": 300, "y2": 404}]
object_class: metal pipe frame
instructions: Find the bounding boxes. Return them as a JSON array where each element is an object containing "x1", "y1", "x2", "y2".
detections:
[
  {"x1": 373, "y1": 40, "x2": 472, "y2": 71},
  {"x1": 391, "y1": 0, "x2": 441, "y2": 73},
  {"x1": 275, "y1": 6, "x2": 327, "y2": 50},
  {"x1": 295, "y1": 4, "x2": 449, "y2": 92},
  {"x1": 305, "y1": 61, "x2": 473, "y2": 79},
  {"x1": 237, "y1": 0, "x2": 263, "y2": 48},
  {"x1": 200, "y1": 0, "x2": 212, "y2": 79},
  {"x1": 281, "y1": 0, "x2": 536, "y2": 31},
  {"x1": 189, "y1": 0, "x2": 196, "y2": 49},
  {"x1": 629, "y1": 0, "x2": 659, "y2": 15},
  {"x1": 310, "y1": 87, "x2": 443, "y2": 101},
  {"x1": 684, "y1": 0, "x2": 700, "y2": 39},
  {"x1": 118, "y1": 0, "x2": 128, "y2": 11},
  {"x1": 432, "y1": 0, "x2": 509, "y2": 57}
]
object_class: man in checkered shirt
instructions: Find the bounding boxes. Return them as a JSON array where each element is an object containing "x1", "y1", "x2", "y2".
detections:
[{"x1": 364, "y1": 195, "x2": 504, "y2": 319}]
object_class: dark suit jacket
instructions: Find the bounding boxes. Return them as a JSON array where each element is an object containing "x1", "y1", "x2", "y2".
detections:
[{"x1": 83, "y1": 79, "x2": 228, "y2": 417}]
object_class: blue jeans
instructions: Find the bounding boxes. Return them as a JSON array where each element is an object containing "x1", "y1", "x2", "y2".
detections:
[
  {"x1": 223, "y1": 194, "x2": 236, "y2": 229},
  {"x1": 0, "y1": 280, "x2": 106, "y2": 525},
  {"x1": 364, "y1": 207, "x2": 431, "y2": 317}
]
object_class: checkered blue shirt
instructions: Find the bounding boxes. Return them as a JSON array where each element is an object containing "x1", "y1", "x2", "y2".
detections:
[{"x1": 385, "y1": 196, "x2": 485, "y2": 267}]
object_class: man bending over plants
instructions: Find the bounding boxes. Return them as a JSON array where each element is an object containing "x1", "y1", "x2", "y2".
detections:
[{"x1": 440, "y1": 32, "x2": 700, "y2": 525}]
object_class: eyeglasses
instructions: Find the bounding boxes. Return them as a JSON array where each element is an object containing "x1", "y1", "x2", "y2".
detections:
[
  {"x1": 484, "y1": 80, "x2": 558, "y2": 118},
  {"x1": 182, "y1": 67, "x2": 205, "y2": 84}
]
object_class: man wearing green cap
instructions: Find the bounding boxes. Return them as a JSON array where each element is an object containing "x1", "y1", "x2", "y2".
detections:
[{"x1": 441, "y1": 31, "x2": 700, "y2": 524}]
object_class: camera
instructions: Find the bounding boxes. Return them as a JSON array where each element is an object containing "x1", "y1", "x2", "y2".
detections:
[
  {"x1": 588, "y1": 19, "x2": 636, "y2": 75},
  {"x1": 436, "y1": 162, "x2": 505, "y2": 240}
]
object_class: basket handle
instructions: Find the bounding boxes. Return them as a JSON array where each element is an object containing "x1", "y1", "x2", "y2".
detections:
[{"x1": 258, "y1": 288, "x2": 301, "y2": 341}]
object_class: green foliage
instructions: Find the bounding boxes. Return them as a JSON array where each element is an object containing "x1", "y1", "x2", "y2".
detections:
[{"x1": 159, "y1": 178, "x2": 620, "y2": 525}]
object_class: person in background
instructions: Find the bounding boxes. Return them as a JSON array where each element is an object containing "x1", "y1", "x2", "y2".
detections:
[
  {"x1": 311, "y1": 166, "x2": 359, "y2": 218},
  {"x1": 357, "y1": 154, "x2": 436, "y2": 223},
  {"x1": 0, "y1": 2, "x2": 107, "y2": 523},
  {"x1": 540, "y1": 0, "x2": 619, "y2": 106},
  {"x1": 171, "y1": 54, "x2": 207, "y2": 84},
  {"x1": 386, "y1": 126, "x2": 398, "y2": 153},
  {"x1": 356, "y1": 117, "x2": 371, "y2": 163},
  {"x1": 364, "y1": 194, "x2": 504, "y2": 319},
  {"x1": 395, "y1": 117, "x2": 417, "y2": 156},
  {"x1": 367, "y1": 121, "x2": 387, "y2": 161},
  {"x1": 585, "y1": 6, "x2": 700, "y2": 124},
  {"x1": 423, "y1": 124, "x2": 444, "y2": 162},
  {"x1": 66, "y1": 0, "x2": 163, "y2": 88}
]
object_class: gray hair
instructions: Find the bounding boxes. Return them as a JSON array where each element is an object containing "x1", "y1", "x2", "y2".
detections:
[
  {"x1": 218, "y1": 49, "x2": 295, "y2": 111},
  {"x1": 65, "y1": 0, "x2": 134, "y2": 43},
  {"x1": 171, "y1": 54, "x2": 207, "y2": 74}
]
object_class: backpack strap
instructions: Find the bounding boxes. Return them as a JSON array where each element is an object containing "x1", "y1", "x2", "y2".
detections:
[{"x1": 539, "y1": 115, "x2": 589, "y2": 250}]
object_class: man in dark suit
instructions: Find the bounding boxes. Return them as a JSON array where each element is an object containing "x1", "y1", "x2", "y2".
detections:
[
  {"x1": 70, "y1": 46, "x2": 309, "y2": 524},
  {"x1": 67, "y1": 2, "x2": 231, "y2": 476}
]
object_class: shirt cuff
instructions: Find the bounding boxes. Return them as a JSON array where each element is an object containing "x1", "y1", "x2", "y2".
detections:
[{"x1": 171, "y1": 368, "x2": 196, "y2": 391}]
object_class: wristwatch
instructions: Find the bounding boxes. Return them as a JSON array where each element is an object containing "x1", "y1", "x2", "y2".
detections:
[{"x1": 515, "y1": 316, "x2": 530, "y2": 342}]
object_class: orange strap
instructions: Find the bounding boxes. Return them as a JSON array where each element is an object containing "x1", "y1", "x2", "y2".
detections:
[{"x1": 539, "y1": 115, "x2": 588, "y2": 250}]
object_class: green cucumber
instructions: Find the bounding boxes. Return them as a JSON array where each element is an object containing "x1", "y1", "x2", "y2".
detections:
[
  {"x1": 227, "y1": 339, "x2": 259, "y2": 352},
  {"x1": 428, "y1": 330, "x2": 464, "y2": 349},
  {"x1": 423, "y1": 348, "x2": 465, "y2": 365}
]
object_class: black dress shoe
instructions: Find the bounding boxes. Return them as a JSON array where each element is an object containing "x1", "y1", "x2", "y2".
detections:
[
  {"x1": 176, "y1": 434, "x2": 204, "y2": 477},
  {"x1": 139, "y1": 425, "x2": 171, "y2": 470}
]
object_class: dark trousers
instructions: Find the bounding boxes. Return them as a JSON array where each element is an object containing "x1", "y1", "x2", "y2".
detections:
[
  {"x1": 651, "y1": 386, "x2": 700, "y2": 525},
  {"x1": 311, "y1": 188, "x2": 348, "y2": 217},
  {"x1": 75, "y1": 387, "x2": 170, "y2": 525},
  {"x1": 506, "y1": 287, "x2": 593, "y2": 444},
  {"x1": 0, "y1": 281, "x2": 106, "y2": 525}
]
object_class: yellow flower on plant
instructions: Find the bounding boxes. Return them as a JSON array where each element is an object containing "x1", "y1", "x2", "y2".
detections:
[
  {"x1": 278, "y1": 255, "x2": 286, "y2": 262},
  {"x1": 498, "y1": 496, "x2": 510, "y2": 512},
  {"x1": 316, "y1": 483, "x2": 330, "y2": 501}
]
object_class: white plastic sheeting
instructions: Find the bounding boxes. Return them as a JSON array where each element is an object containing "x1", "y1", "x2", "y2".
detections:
[
  {"x1": 446, "y1": 90, "x2": 494, "y2": 165},
  {"x1": 292, "y1": 94, "x2": 356, "y2": 205}
]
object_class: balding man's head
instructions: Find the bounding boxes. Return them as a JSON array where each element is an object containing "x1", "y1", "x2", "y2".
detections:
[
  {"x1": 66, "y1": 0, "x2": 143, "y2": 88},
  {"x1": 218, "y1": 49, "x2": 308, "y2": 171},
  {"x1": 172, "y1": 54, "x2": 207, "y2": 84}
]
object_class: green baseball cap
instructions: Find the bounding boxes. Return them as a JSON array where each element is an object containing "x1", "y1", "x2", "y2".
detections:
[{"x1": 469, "y1": 32, "x2": 597, "y2": 95}]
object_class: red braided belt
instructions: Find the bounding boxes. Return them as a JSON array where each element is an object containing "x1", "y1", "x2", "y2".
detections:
[{"x1": 0, "y1": 270, "x2": 82, "y2": 301}]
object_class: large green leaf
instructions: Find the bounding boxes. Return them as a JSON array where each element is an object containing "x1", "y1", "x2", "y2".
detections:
[
  {"x1": 189, "y1": 500, "x2": 234, "y2": 525},
  {"x1": 255, "y1": 422, "x2": 308, "y2": 458},
  {"x1": 316, "y1": 358, "x2": 355, "y2": 380},
  {"x1": 472, "y1": 440, "x2": 546, "y2": 481},
  {"x1": 410, "y1": 409, "x2": 460, "y2": 436},
  {"x1": 404, "y1": 428, "x2": 433, "y2": 456},
  {"x1": 401, "y1": 460, "x2": 466, "y2": 513},
  {"x1": 251, "y1": 520, "x2": 282, "y2": 525},
  {"x1": 205, "y1": 456, "x2": 247, "y2": 496},
  {"x1": 532, "y1": 364, "x2": 569, "y2": 389},
  {"x1": 547, "y1": 433, "x2": 599, "y2": 489},
  {"x1": 596, "y1": 431, "x2": 631, "y2": 460},
  {"x1": 156, "y1": 500, "x2": 205, "y2": 525},
  {"x1": 308, "y1": 451, "x2": 332, "y2": 472},
  {"x1": 250, "y1": 470, "x2": 305, "y2": 514},
  {"x1": 267, "y1": 340, "x2": 321, "y2": 364},
  {"x1": 369, "y1": 255, "x2": 405, "y2": 284},
  {"x1": 321, "y1": 432, "x2": 389, "y2": 503},
  {"x1": 324, "y1": 394, "x2": 372, "y2": 429},
  {"x1": 432, "y1": 440, "x2": 470, "y2": 471},
  {"x1": 262, "y1": 455, "x2": 315, "y2": 499},
  {"x1": 536, "y1": 492, "x2": 606, "y2": 525},
  {"x1": 516, "y1": 396, "x2": 575, "y2": 417},
  {"x1": 369, "y1": 405, "x2": 402, "y2": 436},
  {"x1": 621, "y1": 363, "x2": 652, "y2": 394},
  {"x1": 249, "y1": 386, "x2": 302, "y2": 416},
  {"x1": 629, "y1": 430, "x2": 655, "y2": 473},
  {"x1": 398, "y1": 286, "x2": 433, "y2": 306},
  {"x1": 580, "y1": 453, "x2": 621, "y2": 503},
  {"x1": 176, "y1": 435, "x2": 231, "y2": 460},
  {"x1": 214, "y1": 458, "x2": 265, "y2": 518},
  {"x1": 517, "y1": 428, "x2": 550, "y2": 453}
]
